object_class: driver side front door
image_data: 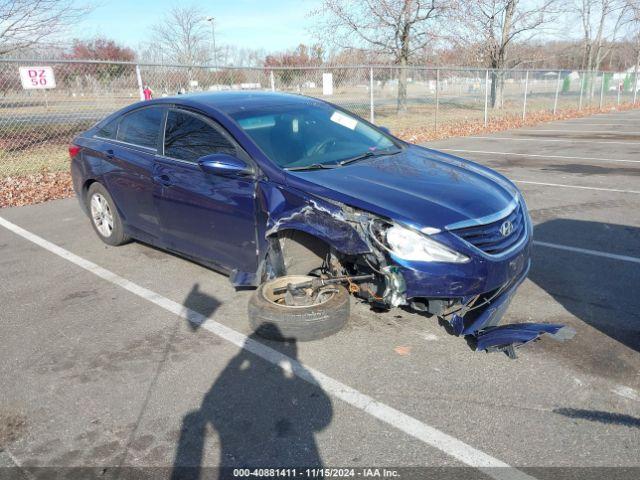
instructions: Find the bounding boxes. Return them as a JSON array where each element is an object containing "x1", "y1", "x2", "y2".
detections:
[{"x1": 154, "y1": 108, "x2": 258, "y2": 274}]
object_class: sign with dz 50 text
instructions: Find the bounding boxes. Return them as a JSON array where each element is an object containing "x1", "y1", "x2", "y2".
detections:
[{"x1": 19, "y1": 66, "x2": 56, "y2": 89}]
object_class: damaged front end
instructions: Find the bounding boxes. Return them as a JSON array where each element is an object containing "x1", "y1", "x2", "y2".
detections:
[
  {"x1": 435, "y1": 262, "x2": 575, "y2": 358},
  {"x1": 252, "y1": 182, "x2": 574, "y2": 357}
]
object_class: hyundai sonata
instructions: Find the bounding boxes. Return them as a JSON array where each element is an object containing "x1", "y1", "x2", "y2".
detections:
[{"x1": 70, "y1": 92, "x2": 572, "y2": 356}]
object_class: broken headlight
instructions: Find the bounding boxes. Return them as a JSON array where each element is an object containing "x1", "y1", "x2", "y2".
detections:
[{"x1": 370, "y1": 220, "x2": 469, "y2": 263}]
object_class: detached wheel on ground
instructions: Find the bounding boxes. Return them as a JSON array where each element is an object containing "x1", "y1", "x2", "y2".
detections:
[
  {"x1": 249, "y1": 275, "x2": 350, "y2": 341},
  {"x1": 86, "y1": 182, "x2": 130, "y2": 246}
]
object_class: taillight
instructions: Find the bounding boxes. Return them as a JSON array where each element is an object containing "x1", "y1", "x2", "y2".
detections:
[{"x1": 68, "y1": 144, "x2": 81, "y2": 159}]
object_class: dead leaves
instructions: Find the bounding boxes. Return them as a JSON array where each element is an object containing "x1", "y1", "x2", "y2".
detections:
[{"x1": 0, "y1": 171, "x2": 74, "y2": 208}]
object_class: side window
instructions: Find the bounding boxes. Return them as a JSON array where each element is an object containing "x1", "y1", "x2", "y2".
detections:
[
  {"x1": 164, "y1": 109, "x2": 236, "y2": 162},
  {"x1": 116, "y1": 106, "x2": 163, "y2": 149},
  {"x1": 95, "y1": 118, "x2": 118, "y2": 139}
]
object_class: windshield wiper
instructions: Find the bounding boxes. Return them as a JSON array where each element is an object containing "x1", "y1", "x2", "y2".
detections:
[
  {"x1": 285, "y1": 149, "x2": 401, "y2": 171},
  {"x1": 285, "y1": 163, "x2": 339, "y2": 171},
  {"x1": 339, "y1": 149, "x2": 401, "y2": 166}
]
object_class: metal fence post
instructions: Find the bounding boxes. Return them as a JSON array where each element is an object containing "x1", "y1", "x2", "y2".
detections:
[
  {"x1": 135, "y1": 64, "x2": 144, "y2": 101},
  {"x1": 270, "y1": 70, "x2": 275, "y2": 92},
  {"x1": 599, "y1": 71, "x2": 605, "y2": 109},
  {"x1": 484, "y1": 69, "x2": 489, "y2": 127},
  {"x1": 369, "y1": 67, "x2": 375, "y2": 123},
  {"x1": 553, "y1": 70, "x2": 561, "y2": 115},
  {"x1": 43, "y1": 89, "x2": 49, "y2": 111},
  {"x1": 434, "y1": 68, "x2": 439, "y2": 131},
  {"x1": 522, "y1": 70, "x2": 529, "y2": 121},
  {"x1": 578, "y1": 72, "x2": 584, "y2": 110},
  {"x1": 634, "y1": 62, "x2": 639, "y2": 105}
]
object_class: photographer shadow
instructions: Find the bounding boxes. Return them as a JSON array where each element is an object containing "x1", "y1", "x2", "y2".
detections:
[{"x1": 171, "y1": 321, "x2": 333, "y2": 480}]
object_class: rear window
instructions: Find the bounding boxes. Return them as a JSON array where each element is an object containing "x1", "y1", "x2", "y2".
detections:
[{"x1": 116, "y1": 106, "x2": 163, "y2": 149}]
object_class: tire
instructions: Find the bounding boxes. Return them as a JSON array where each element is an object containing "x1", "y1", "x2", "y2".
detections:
[
  {"x1": 86, "y1": 182, "x2": 130, "y2": 246},
  {"x1": 249, "y1": 276, "x2": 350, "y2": 341}
]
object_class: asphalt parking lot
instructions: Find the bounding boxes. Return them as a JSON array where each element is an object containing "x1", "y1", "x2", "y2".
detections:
[{"x1": 1, "y1": 109, "x2": 639, "y2": 479}]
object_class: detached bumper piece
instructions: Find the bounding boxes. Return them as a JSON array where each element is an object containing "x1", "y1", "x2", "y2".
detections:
[
  {"x1": 446, "y1": 261, "x2": 575, "y2": 357},
  {"x1": 476, "y1": 323, "x2": 576, "y2": 359}
]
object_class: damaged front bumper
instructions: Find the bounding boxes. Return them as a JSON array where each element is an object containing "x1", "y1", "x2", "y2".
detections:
[{"x1": 409, "y1": 259, "x2": 575, "y2": 356}]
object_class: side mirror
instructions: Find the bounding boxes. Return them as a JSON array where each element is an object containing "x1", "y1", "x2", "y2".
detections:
[
  {"x1": 197, "y1": 153, "x2": 253, "y2": 177},
  {"x1": 378, "y1": 126, "x2": 391, "y2": 135}
]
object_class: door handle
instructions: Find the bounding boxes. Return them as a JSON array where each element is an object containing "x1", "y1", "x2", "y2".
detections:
[
  {"x1": 154, "y1": 174, "x2": 173, "y2": 187},
  {"x1": 105, "y1": 149, "x2": 114, "y2": 160}
]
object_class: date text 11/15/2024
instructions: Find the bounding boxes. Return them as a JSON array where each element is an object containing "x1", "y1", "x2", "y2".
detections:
[{"x1": 232, "y1": 468, "x2": 400, "y2": 478}]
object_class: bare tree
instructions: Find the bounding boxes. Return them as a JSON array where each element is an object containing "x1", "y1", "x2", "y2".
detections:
[
  {"x1": 454, "y1": 0, "x2": 562, "y2": 108},
  {"x1": 312, "y1": 0, "x2": 449, "y2": 112},
  {"x1": 578, "y1": 0, "x2": 629, "y2": 71},
  {"x1": 220, "y1": 45, "x2": 267, "y2": 68},
  {"x1": 151, "y1": 6, "x2": 209, "y2": 67},
  {"x1": 0, "y1": 0, "x2": 90, "y2": 56},
  {"x1": 626, "y1": 0, "x2": 640, "y2": 95},
  {"x1": 576, "y1": 0, "x2": 631, "y2": 98}
]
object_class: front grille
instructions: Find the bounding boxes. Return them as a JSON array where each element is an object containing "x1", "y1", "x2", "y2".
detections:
[{"x1": 451, "y1": 203, "x2": 526, "y2": 255}]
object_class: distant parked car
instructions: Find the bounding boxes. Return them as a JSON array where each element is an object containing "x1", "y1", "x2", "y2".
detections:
[{"x1": 69, "y1": 92, "x2": 572, "y2": 356}]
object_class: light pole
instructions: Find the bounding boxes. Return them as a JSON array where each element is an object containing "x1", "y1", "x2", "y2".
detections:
[{"x1": 206, "y1": 16, "x2": 217, "y2": 66}]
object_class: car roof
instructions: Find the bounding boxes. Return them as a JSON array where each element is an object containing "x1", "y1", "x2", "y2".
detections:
[{"x1": 149, "y1": 91, "x2": 325, "y2": 116}]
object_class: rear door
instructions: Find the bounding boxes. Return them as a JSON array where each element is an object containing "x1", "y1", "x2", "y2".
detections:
[
  {"x1": 154, "y1": 107, "x2": 258, "y2": 273},
  {"x1": 97, "y1": 105, "x2": 165, "y2": 242}
]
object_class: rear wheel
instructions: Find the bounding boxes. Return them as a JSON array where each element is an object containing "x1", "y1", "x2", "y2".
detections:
[
  {"x1": 87, "y1": 183, "x2": 130, "y2": 246},
  {"x1": 248, "y1": 275, "x2": 350, "y2": 341}
]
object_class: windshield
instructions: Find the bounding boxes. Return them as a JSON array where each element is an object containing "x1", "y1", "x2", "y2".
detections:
[{"x1": 229, "y1": 102, "x2": 398, "y2": 169}]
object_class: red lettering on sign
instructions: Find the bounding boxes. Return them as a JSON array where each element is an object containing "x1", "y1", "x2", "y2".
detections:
[
  {"x1": 20, "y1": 66, "x2": 55, "y2": 89},
  {"x1": 28, "y1": 69, "x2": 47, "y2": 86}
]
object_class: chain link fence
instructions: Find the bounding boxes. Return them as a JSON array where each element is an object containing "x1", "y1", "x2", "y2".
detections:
[{"x1": 0, "y1": 59, "x2": 638, "y2": 177}]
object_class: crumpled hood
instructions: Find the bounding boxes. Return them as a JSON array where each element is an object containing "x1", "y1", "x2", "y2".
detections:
[{"x1": 285, "y1": 145, "x2": 518, "y2": 229}]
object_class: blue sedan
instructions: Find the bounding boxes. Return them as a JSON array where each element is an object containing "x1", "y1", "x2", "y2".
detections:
[{"x1": 70, "y1": 91, "x2": 572, "y2": 355}]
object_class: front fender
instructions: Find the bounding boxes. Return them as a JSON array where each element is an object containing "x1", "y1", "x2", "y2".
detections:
[{"x1": 259, "y1": 181, "x2": 371, "y2": 255}]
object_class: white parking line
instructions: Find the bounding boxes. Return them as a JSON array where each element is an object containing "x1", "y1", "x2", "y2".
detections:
[
  {"x1": 439, "y1": 148, "x2": 640, "y2": 165},
  {"x1": 533, "y1": 241, "x2": 640, "y2": 264},
  {"x1": 611, "y1": 385, "x2": 640, "y2": 401},
  {"x1": 0, "y1": 216, "x2": 534, "y2": 480},
  {"x1": 548, "y1": 123, "x2": 638, "y2": 126},
  {"x1": 525, "y1": 129, "x2": 640, "y2": 135},
  {"x1": 586, "y1": 111, "x2": 640, "y2": 117},
  {"x1": 471, "y1": 136, "x2": 640, "y2": 145},
  {"x1": 540, "y1": 115, "x2": 640, "y2": 121},
  {"x1": 513, "y1": 180, "x2": 640, "y2": 194}
]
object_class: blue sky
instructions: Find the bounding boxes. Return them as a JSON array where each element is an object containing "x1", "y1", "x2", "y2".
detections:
[{"x1": 73, "y1": 0, "x2": 319, "y2": 51}]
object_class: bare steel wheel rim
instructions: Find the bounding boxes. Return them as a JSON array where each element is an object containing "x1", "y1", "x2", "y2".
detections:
[
  {"x1": 262, "y1": 275, "x2": 337, "y2": 308},
  {"x1": 90, "y1": 193, "x2": 114, "y2": 238}
]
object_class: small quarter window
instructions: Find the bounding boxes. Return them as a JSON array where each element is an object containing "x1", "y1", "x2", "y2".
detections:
[
  {"x1": 116, "y1": 106, "x2": 163, "y2": 149},
  {"x1": 96, "y1": 119, "x2": 117, "y2": 139}
]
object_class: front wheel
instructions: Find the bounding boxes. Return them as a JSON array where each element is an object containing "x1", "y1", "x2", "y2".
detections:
[
  {"x1": 248, "y1": 275, "x2": 350, "y2": 341},
  {"x1": 86, "y1": 183, "x2": 130, "y2": 246}
]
